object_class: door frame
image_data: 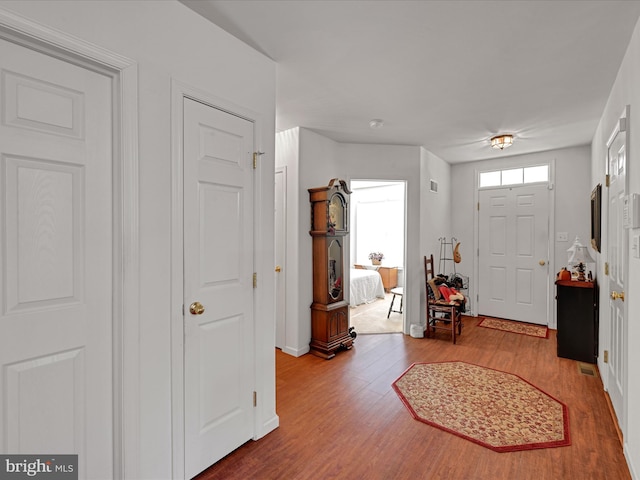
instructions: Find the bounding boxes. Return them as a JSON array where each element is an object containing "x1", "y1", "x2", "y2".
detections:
[
  {"x1": 170, "y1": 79, "x2": 268, "y2": 478},
  {"x1": 602, "y1": 105, "x2": 630, "y2": 438},
  {"x1": 348, "y1": 179, "x2": 408, "y2": 333},
  {"x1": 473, "y1": 159, "x2": 556, "y2": 327},
  {"x1": 0, "y1": 8, "x2": 140, "y2": 479}
]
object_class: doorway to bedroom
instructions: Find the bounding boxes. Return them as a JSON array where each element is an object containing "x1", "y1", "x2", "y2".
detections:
[{"x1": 349, "y1": 180, "x2": 406, "y2": 334}]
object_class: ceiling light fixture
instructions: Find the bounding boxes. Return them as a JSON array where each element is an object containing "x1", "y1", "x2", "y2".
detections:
[
  {"x1": 490, "y1": 134, "x2": 514, "y2": 150},
  {"x1": 369, "y1": 119, "x2": 384, "y2": 129}
]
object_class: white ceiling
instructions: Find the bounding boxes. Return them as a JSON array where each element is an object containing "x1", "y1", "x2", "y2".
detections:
[{"x1": 180, "y1": 0, "x2": 640, "y2": 163}]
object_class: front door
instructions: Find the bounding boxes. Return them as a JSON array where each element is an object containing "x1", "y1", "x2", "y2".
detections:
[
  {"x1": 478, "y1": 184, "x2": 550, "y2": 324},
  {"x1": 0, "y1": 38, "x2": 113, "y2": 477},
  {"x1": 606, "y1": 109, "x2": 628, "y2": 431},
  {"x1": 183, "y1": 97, "x2": 255, "y2": 478}
]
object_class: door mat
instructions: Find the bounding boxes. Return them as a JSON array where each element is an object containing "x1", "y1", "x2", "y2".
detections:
[{"x1": 478, "y1": 317, "x2": 548, "y2": 338}]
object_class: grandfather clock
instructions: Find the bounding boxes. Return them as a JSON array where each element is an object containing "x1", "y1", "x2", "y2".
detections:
[{"x1": 309, "y1": 179, "x2": 355, "y2": 359}]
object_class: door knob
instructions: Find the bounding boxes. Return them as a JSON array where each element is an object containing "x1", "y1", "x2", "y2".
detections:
[
  {"x1": 189, "y1": 302, "x2": 205, "y2": 315},
  {"x1": 275, "y1": 266, "x2": 282, "y2": 272},
  {"x1": 611, "y1": 291, "x2": 625, "y2": 301},
  {"x1": 539, "y1": 260, "x2": 546, "y2": 266}
]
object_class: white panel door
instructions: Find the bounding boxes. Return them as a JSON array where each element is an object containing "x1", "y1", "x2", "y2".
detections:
[
  {"x1": 478, "y1": 184, "x2": 549, "y2": 324},
  {"x1": 0, "y1": 39, "x2": 113, "y2": 477},
  {"x1": 274, "y1": 167, "x2": 286, "y2": 349},
  {"x1": 606, "y1": 113, "x2": 627, "y2": 429},
  {"x1": 183, "y1": 98, "x2": 255, "y2": 478}
]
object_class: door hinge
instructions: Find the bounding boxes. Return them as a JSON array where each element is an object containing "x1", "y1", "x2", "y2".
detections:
[
  {"x1": 253, "y1": 151, "x2": 265, "y2": 169},
  {"x1": 182, "y1": 304, "x2": 184, "y2": 315},
  {"x1": 605, "y1": 174, "x2": 610, "y2": 187},
  {"x1": 477, "y1": 202, "x2": 480, "y2": 211},
  {"x1": 253, "y1": 391, "x2": 257, "y2": 407},
  {"x1": 604, "y1": 350, "x2": 609, "y2": 363},
  {"x1": 604, "y1": 262, "x2": 609, "y2": 276},
  {"x1": 253, "y1": 272, "x2": 257, "y2": 288}
]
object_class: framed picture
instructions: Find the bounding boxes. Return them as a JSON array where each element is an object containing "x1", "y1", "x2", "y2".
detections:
[{"x1": 591, "y1": 183, "x2": 601, "y2": 252}]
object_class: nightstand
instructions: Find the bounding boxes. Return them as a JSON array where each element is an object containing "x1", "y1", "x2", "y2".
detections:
[{"x1": 354, "y1": 265, "x2": 398, "y2": 292}]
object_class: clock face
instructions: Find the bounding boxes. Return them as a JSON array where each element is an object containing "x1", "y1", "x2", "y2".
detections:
[{"x1": 329, "y1": 194, "x2": 345, "y2": 231}]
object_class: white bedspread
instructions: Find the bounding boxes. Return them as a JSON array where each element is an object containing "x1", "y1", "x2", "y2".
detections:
[{"x1": 349, "y1": 268, "x2": 385, "y2": 306}]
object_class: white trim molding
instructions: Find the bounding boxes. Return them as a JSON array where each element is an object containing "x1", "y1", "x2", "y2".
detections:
[
  {"x1": 0, "y1": 8, "x2": 140, "y2": 479},
  {"x1": 170, "y1": 78, "x2": 278, "y2": 479}
]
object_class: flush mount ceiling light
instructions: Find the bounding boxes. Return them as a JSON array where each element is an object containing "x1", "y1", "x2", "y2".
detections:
[
  {"x1": 490, "y1": 134, "x2": 514, "y2": 150},
  {"x1": 369, "y1": 118, "x2": 384, "y2": 129}
]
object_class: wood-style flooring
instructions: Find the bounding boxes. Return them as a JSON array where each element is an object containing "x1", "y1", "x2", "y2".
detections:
[{"x1": 195, "y1": 316, "x2": 629, "y2": 480}]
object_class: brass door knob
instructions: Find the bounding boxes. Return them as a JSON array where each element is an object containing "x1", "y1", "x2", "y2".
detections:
[
  {"x1": 611, "y1": 291, "x2": 625, "y2": 301},
  {"x1": 189, "y1": 302, "x2": 205, "y2": 315},
  {"x1": 275, "y1": 266, "x2": 282, "y2": 272},
  {"x1": 539, "y1": 260, "x2": 546, "y2": 266}
]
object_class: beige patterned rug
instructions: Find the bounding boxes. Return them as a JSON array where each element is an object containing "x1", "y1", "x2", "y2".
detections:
[
  {"x1": 392, "y1": 361, "x2": 570, "y2": 452},
  {"x1": 477, "y1": 317, "x2": 548, "y2": 338}
]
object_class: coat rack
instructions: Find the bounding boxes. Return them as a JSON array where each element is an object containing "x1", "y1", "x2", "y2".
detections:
[{"x1": 438, "y1": 236, "x2": 457, "y2": 276}]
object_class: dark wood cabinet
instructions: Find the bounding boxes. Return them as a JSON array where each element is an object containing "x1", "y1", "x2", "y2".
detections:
[
  {"x1": 555, "y1": 280, "x2": 598, "y2": 364},
  {"x1": 309, "y1": 179, "x2": 354, "y2": 359}
]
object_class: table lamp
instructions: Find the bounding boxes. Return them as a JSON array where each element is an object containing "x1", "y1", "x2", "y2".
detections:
[{"x1": 567, "y1": 236, "x2": 595, "y2": 281}]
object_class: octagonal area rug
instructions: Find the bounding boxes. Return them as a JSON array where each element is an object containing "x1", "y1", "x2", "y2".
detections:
[{"x1": 392, "y1": 361, "x2": 570, "y2": 452}]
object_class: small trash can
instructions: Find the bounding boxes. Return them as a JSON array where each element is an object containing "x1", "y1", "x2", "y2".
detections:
[{"x1": 410, "y1": 324, "x2": 424, "y2": 338}]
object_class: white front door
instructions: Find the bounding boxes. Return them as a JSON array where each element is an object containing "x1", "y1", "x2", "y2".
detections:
[
  {"x1": 0, "y1": 38, "x2": 113, "y2": 477},
  {"x1": 478, "y1": 184, "x2": 550, "y2": 324},
  {"x1": 606, "y1": 110, "x2": 628, "y2": 430},
  {"x1": 183, "y1": 98, "x2": 255, "y2": 478}
]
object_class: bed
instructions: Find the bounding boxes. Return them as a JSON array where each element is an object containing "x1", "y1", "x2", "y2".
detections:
[{"x1": 349, "y1": 268, "x2": 385, "y2": 306}]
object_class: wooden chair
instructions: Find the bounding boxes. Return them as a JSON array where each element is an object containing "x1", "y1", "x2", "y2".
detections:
[{"x1": 424, "y1": 254, "x2": 463, "y2": 344}]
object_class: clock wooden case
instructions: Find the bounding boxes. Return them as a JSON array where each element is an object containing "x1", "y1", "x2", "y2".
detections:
[{"x1": 309, "y1": 179, "x2": 355, "y2": 359}]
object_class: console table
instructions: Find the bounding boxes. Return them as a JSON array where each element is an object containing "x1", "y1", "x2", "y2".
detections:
[{"x1": 555, "y1": 279, "x2": 598, "y2": 364}]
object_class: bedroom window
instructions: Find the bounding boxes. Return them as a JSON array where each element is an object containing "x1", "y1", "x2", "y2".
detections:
[{"x1": 479, "y1": 164, "x2": 548, "y2": 188}]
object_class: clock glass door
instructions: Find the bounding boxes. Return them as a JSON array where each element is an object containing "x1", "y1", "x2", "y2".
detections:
[{"x1": 328, "y1": 238, "x2": 343, "y2": 300}]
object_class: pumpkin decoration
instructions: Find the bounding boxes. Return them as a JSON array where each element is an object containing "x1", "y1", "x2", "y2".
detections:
[{"x1": 558, "y1": 267, "x2": 571, "y2": 281}]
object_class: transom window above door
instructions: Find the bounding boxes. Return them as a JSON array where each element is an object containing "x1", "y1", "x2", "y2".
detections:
[{"x1": 479, "y1": 165, "x2": 549, "y2": 188}]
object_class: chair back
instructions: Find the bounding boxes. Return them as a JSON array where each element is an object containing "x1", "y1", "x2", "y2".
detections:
[
  {"x1": 424, "y1": 254, "x2": 435, "y2": 282},
  {"x1": 424, "y1": 254, "x2": 436, "y2": 306},
  {"x1": 424, "y1": 254, "x2": 462, "y2": 343}
]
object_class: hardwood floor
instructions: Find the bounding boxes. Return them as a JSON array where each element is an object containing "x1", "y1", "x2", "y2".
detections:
[{"x1": 195, "y1": 316, "x2": 629, "y2": 480}]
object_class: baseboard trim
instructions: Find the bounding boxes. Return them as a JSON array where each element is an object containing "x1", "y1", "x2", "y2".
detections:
[
  {"x1": 281, "y1": 345, "x2": 310, "y2": 357},
  {"x1": 255, "y1": 414, "x2": 279, "y2": 441},
  {"x1": 603, "y1": 389, "x2": 623, "y2": 446}
]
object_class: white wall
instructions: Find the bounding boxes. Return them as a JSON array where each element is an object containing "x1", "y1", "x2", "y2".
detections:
[
  {"x1": 275, "y1": 128, "x2": 302, "y2": 356},
  {"x1": 298, "y1": 129, "x2": 342, "y2": 349},
  {"x1": 0, "y1": 2, "x2": 277, "y2": 478},
  {"x1": 420, "y1": 148, "x2": 453, "y2": 258},
  {"x1": 338, "y1": 143, "x2": 423, "y2": 334},
  {"x1": 419, "y1": 148, "x2": 453, "y2": 324},
  {"x1": 450, "y1": 145, "x2": 592, "y2": 323},
  {"x1": 275, "y1": 128, "x2": 342, "y2": 355},
  {"x1": 592, "y1": 14, "x2": 640, "y2": 478},
  {"x1": 276, "y1": 131, "x2": 437, "y2": 350}
]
